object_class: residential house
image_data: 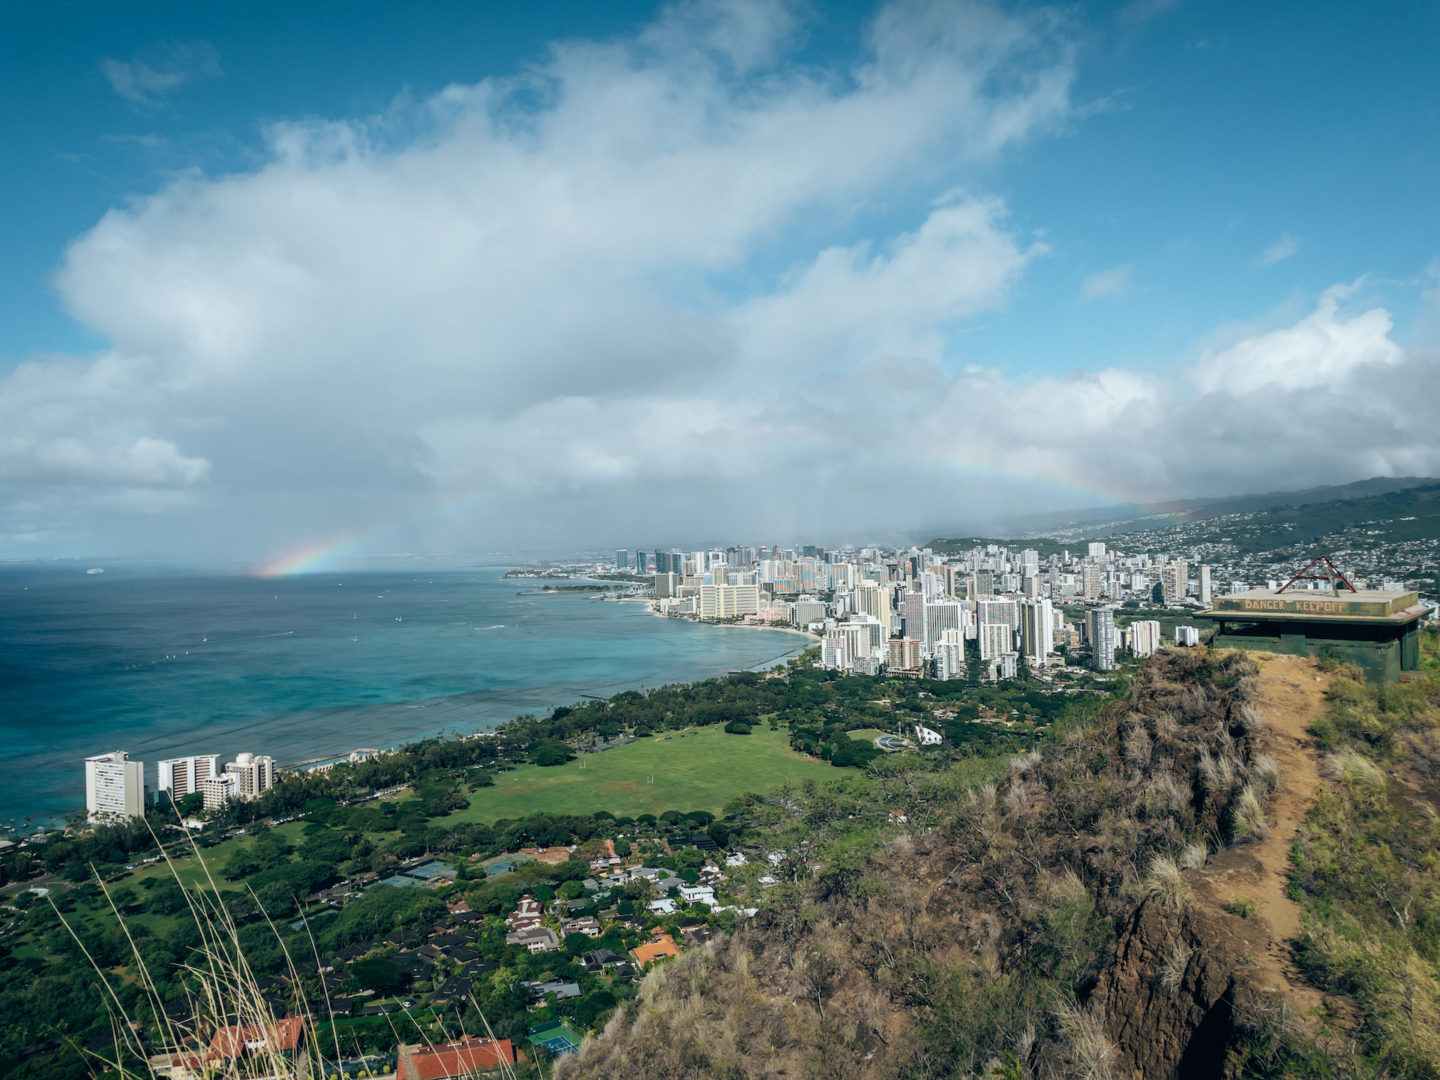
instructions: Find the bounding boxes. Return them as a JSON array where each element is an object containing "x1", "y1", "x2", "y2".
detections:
[
  {"x1": 580, "y1": 948, "x2": 624, "y2": 973},
  {"x1": 209, "y1": 1017, "x2": 306, "y2": 1062},
  {"x1": 505, "y1": 926, "x2": 561, "y2": 953},
  {"x1": 560, "y1": 916, "x2": 602, "y2": 937},
  {"x1": 632, "y1": 931, "x2": 682, "y2": 968},
  {"x1": 521, "y1": 980, "x2": 581, "y2": 1001},
  {"x1": 397, "y1": 1036, "x2": 518, "y2": 1080},
  {"x1": 505, "y1": 895, "x2": 543, "y2": 932}
]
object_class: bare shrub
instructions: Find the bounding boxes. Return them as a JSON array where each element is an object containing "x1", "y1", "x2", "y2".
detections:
[
  {"x1": 1145, "y1": 774, "x2": 1189, "y2": 816},
  {"x1": 1055, "y1": 1001, "x2": 1121, "y2": 1080},
  {"x1": 1157, "y1": 938, "x2": 1193, "y2": 994},
  {"x1": 1198, "y1": 749, "x2": 1237, "y2": 795},
  {"x1": 1178, "y1": 841, "x2": 1207, "y2": 871},
  {"x1": 1230, "y1": 785, "x2": 1268, "y2": 841},
  {"x1": 1010, "y1": 748, "x2": 1044, "y2": 775},
  {"x1": 1235, "y1": 704, "x2": 1266, "y2": 735},
  {"x1": 1122, "y1": 724, "x2": 1153, "y2": 770},
  {"x1": 1248, "y1": 754, "x2": 1280, "y2": 794},
  {"x1": 1180, "y1": 684, "x2": 1211, "y2": 720},
  {"x1": 1142, "y1": 855, "x2": 1191, "y2": 909}
]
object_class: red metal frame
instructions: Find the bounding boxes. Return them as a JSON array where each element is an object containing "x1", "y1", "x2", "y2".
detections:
[{"x1": 1276, "y1": 554, "x2": 1357, "y2": 594}]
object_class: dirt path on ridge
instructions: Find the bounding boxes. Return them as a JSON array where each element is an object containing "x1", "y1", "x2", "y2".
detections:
[{"x1": 1194, "y1": 653, "x2": 1330, "y2": 1012}]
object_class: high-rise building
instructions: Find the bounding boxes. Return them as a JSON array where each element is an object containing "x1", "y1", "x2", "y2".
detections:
[
  {"x1": 1088, "y1": 542, "x2": 1107, "y2": 559},
  {"x1": 157, "y1": 754, "x2": 220, "y2": 801},
  {"x1": 853, "y1": 581, "x2": 892, "y2": 635},
  {"x1": 887, "y1": 637, "x2": 924, "y2": 672},
  {"x1": 979, "y1": 622, "x2": 1013, "y2": 661},
  {"x1": 615, "y1": 549, "x2": 629, "y2": 569},
  {"x1": 1130, "y1": 619, "x2": 1162, "y2": 658},
  {"x1": 698, "y1": 583, "x2": 761, "y2": 619},
  {"x1": 225, "y1": 753, "x2": 277, "y2": 800},
  {"x1": 634, "y1": 551, "x2": 649, "y2": 574},
  {"x1": 924, "y1": 599, "x2": 963, "y2": 644},
  {"x1": 1020, "y1": 598, "x2": 1055, "y2": 667},
  {"x1": 1086, "y1": 608, "x2": 1118, "y2": 671},
  {"x1": 1199, "y1": 564, "x2": 1213, "y2": 606},
  {"x1": 977, "y1": 597, "x2": 1019, "y2": 633},
  {"x1": 202, "y1": 773, "x2": 239, "y2": 811},
  {"x1": 1162, "y1": 560, "x2": 1189, "y2": 605},
  {"x1": 1082, "y1": 564, "x2": 1105, "y2": 602},
  {"x1": 932, "y1": 634, "x2": 964, "y2": 680},
  {"x1": 793, "y1": 597, "x2": 827, "y2": 627},
  {"x1": 85, "y1": 751, "x2": 146, "y2": 822},
  {"x1": 902, "y1": 592, "x2": 926, "y2": 641}
]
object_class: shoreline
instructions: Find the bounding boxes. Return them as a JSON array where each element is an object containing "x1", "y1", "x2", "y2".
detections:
[
  {"x1": 7, "y1": 574, "x2": 813, "y2": 834},
  {"x1": 644, "y1": 600, "x2": 822, "y2": 643}
]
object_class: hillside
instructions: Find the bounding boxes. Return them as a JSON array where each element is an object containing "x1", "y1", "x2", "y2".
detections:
[
  {"x1": 556, "y1": 640, "x2": 1440, "y2": 1079},
  {"x1": 979, "y1": 476, "x2": 1440, "y2": 538},
  {"x1": 1199, "y1": 480, "x2": 1440, "y2": 553}
]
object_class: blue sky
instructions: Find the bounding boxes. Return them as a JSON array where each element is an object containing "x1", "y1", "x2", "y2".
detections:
[{"x1": 1, "y1": 1, "x2": 1438, "y2": 562}]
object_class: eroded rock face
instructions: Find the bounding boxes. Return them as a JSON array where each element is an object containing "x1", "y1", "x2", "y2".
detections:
[{"x1": 1095, "y1": 902, "x2": 1270, "y2": 1080}]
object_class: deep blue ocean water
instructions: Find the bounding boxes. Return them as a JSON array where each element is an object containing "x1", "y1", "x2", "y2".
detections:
[{"x1": 0, "y1": 565, "x2": 808, "y2": 829}]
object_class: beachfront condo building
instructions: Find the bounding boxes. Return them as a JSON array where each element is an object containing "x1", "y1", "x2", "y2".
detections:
[
  {"x1": 85, "y1": 750, "x2": 146, "y2": 822},
  {"x1": 157, "y1": 754, "x2": 221, "y2": 801},
  {"x1": 201, "y1": 752, "x2": 278, "y2": 811}
]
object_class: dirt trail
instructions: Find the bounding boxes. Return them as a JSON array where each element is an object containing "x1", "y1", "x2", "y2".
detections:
[{"x1": 1195, "y1": 653, "x2": 1330, "y2": 1011}]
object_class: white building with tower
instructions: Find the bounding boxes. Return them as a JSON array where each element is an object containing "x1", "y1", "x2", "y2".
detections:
[{"x1": 202, "y1": 752, "x2": 278, "y2": 811}]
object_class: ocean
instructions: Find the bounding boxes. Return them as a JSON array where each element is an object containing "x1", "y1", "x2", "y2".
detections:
[{"x1": 0, "y1": 565, "x2": 809, "y2": 830}]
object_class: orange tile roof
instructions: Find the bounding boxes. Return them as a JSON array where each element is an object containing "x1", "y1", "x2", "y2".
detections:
[
  {"x1": 632, "y1": 933, "x2": 681, "y2": 967},
  {"x1": 209, "y1": 1017, "x2": 305, "y2": 1058},
  {"x1": 401, "y1": 1037, "x2": 517, "y2": 1079}
]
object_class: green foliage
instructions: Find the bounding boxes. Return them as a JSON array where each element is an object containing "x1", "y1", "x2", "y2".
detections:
[
  {"x1": 1223, "y1": 896, "x2": 1257, "y2": 919},
  {"x1": 325, "y1": 886, "x2": 447, "y2": 950},
  {"x1": 349, "y1": 956, "x2": 408, "y2": 994},
  {"x1": 1290, "y1": 646, "x2": 1440, "y2": 1078}
]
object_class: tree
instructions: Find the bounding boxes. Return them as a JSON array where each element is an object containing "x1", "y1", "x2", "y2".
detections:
[
  {"x1": 530, "y1": 740, "x2": 573, "y2": 767},
  {"x1": 350, "y1": 957, "x2": 408, "y2": 995}
]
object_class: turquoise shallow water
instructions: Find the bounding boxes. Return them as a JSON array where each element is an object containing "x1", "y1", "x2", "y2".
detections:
[{"x1": 0, "y1": 566, "x2": 808, "y2": 829}]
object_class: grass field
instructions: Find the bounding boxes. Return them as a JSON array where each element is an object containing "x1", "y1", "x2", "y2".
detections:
[
  {"x1": 446, "y1": 725, "x2": 839, "y2": 823},
  {"x1": 848, "y1": 728, "x2": 895, "y2": 745}
]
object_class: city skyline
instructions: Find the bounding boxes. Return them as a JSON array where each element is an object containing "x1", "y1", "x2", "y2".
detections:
[{"x1": 2, "y1": 1, "x2": 1438, "y2": 565}]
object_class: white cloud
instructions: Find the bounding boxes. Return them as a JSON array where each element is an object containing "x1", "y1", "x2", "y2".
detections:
[
  {"x1": 1256, "y1": 231, "x2": 1300, "y2": 266},
  {"x1": 1190, "y1": 286, "x2": 1402, "y2": 395},
  {"x1": 101, "y1": 41, "x2": 221, "y2": 106},
  {"x1": 1081, "y1": 264, "x2": 1131, "y2": 299},
  {"x1": 4, "y1": 1, "x2": 1437, "y2": 559}
]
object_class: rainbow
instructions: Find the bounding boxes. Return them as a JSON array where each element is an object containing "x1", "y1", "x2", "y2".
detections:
[
  {"x1": 249, "y1": 459, "x2": 1165, "y2": 578},
  {"x1": 252, "y1": 532, "x2": 369, "y2": 578}
]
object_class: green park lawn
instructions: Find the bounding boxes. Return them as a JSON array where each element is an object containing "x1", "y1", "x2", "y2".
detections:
[
  {"x1": 447, "y1": 725, "x2": 838, "y2": 823},
  {"x1": 848, "y1": 728, "x2": 895, "y2": 745}
]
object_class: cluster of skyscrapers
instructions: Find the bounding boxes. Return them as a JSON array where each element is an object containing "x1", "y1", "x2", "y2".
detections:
[
  {"x1": 83, "y1": 748, "x2": 277, "y2": 823},
  {"x1": 630, "y1": 540, "x2": 1211, "y2": 680}
]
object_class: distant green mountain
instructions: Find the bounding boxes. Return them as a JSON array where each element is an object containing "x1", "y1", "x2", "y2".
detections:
[
  {"x1": 926, "y1": 481, "x2": 1440, "y2": 560},
  {"x1": 998, "y1": 475, "x2": 1439, "y2": 536},
  {"x1": 1191, "y1": 480, "x2": 1440, "y2": 554}
]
